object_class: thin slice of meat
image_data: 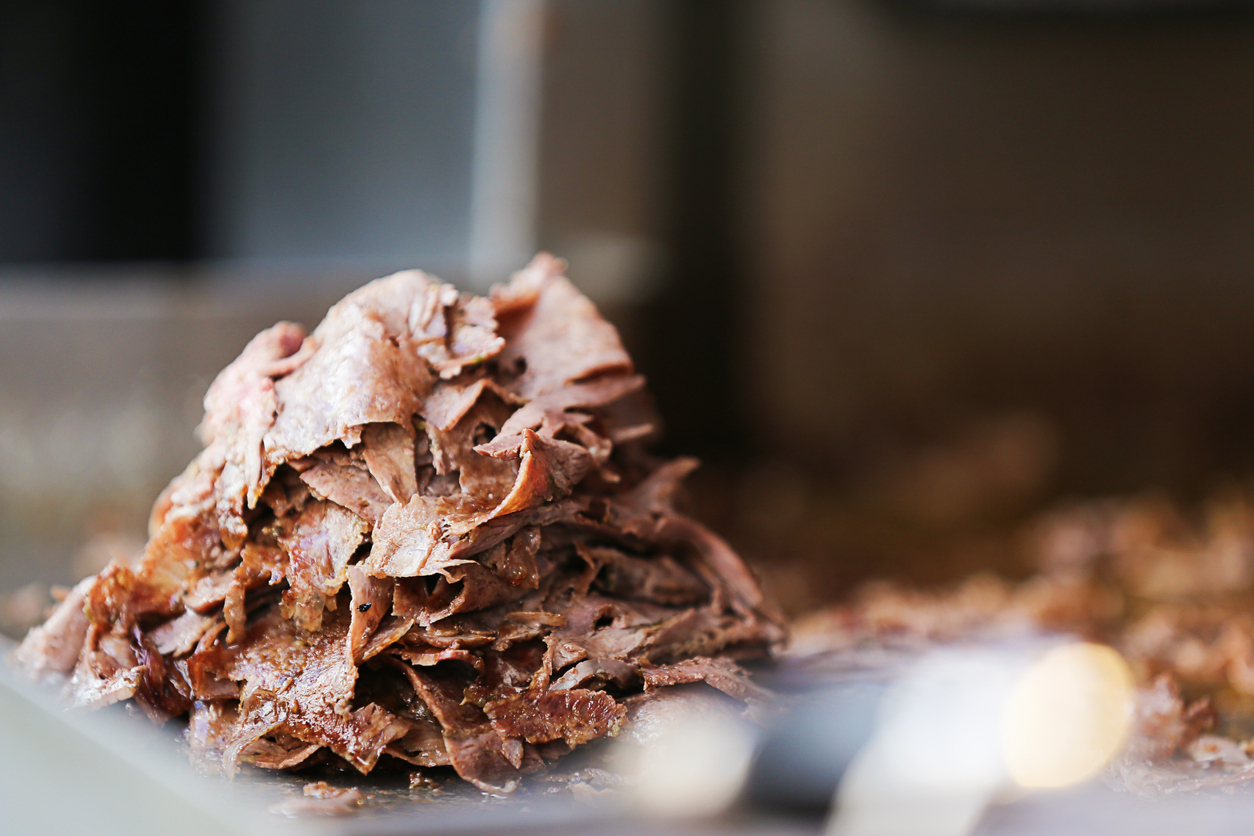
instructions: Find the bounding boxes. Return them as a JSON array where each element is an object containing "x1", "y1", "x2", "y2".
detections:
[
  {"x1": 489, "y1": 252, "x2": 563, "y2": 317},
  {"x1": 425, "y1": 392, "x2": 519, "y2": 502},
  {"x1": 184, "y1": 569, "x2": 236, "y2": 614},
  {"x1": 243, "y1": 740, "x2": 322, "y2": 770},
  {"x1": 493, "y1": 266, "x2": 634, "y2": 400},
  {"x1": 64, "y1": 628, "x2": 148, "y2": 711},
  {"x1": 199, "y1": 608, "x2": 409, "y2": 775},
  {"x1": 493, "y1": 375, "x2": 647, "y2": 441},
  {"x1": 641, "y1": 657, "x2": 773, "y2": 706},
  {"x1": 364, "y1": 494, "x2": 481, "y2": 578},
  {"x1": 149, "y1": 608, "x2": 218, "y2": 657},
  {"x1": 473, "y1": 431, "x2": 594, "y2": 523},
  {"x1": 200, "y1": 323, "x2": 310, "y2": 449},
  {"x1": 66, "y1": 654, "x2": 144, "y2": 709},
  {"x1": 298, "y1": 451, "x2": 394, "y2": 527},
  {"x1": 264, "y1": 272, "x2": 440, "y2": 475},
  {"x1": 591, "y1": 548, "x2": 709, "y2": 607},
  {"x1": 656, "y1": 514, "x2": 786, "y2": 637},
  {"x1": 549, "y1": 658, "x2": 639, "y2": 691},
  {"x1": 423, "y1": 377, "x2": 524, "y2": 433},
  {"x1": 386, "y1": 713, "x2": 451, "y2": 767},
  {"x1": 643, "y1": 607, "x2": 773, "y2": 663},
  {"x1": 389, "y1": 664, "x2": 516, "y2": 790},
  {"x1": 443, "y1": 731, "x2": 524, "y2": 794},
  {"x1": 199, "y1": 322, "x2": 312, "y2": 545},
  {"x1": 391, "y1": 643, "x2": 480, "y2": 664},
  {"x1": 187, "y1": 700, "x2": 240, "y2": 754},
  {"x1": 85, "y1": 559, "x2": 186, "y2": 631},
  {"x1": 481, "y1": 528, "x2": 542, "y2": 589},
  {"x1": 14, "y1": 576, "x2": 94, "y2": 678},
  {"x1": 347, "y1": 566, "x2": 392, "y2": 664},
  {"x1": 358, "y1": 616, "x2": 416, "y2": 662},
  {"x1": 408, "y1": 281, "x2": 506, "y2": 379},
  {"x1": 485, "y1": 689, "x2": 626, "y2": 746},
  {"x1": 223, "y1": 542, "x2": 288, "y2": 642},
  {"x1": 622, "y1": 457, "x2": 701, "y2": 516},
  {"x1": 278, "y1": 501, "x2": 369, "y2": 632},
  {"x1": 359, "y1": 422, "x2": 418, "y2": 504}
]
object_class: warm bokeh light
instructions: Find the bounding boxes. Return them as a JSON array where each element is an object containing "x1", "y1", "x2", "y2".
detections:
[
  {"x1": 1001, "y1": 642, "x2": 1135, "y2": 789},
  {"x1": 616, "y1": 705, "x2": 757, "y2": 819}
]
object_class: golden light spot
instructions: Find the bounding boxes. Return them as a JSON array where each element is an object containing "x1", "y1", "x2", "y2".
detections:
[{"x1": 1000, "y1": 642, "x2": 1134, "y2": 789}]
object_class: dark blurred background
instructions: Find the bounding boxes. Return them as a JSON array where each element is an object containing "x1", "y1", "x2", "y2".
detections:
[{"x1": 6, "y1": 0, "x2": 1254, "y2": 617}]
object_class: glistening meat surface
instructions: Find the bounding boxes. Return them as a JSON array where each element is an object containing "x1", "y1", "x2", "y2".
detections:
[{"x1": 16, "y1": 254, "x2": 784, "y2": 791}]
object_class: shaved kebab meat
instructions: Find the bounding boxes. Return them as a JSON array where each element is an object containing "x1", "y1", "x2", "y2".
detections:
[
  {"x1": 790, "y1": 488, "x2": 1254, "y2": 797},
  {"x1": 14, "y1": 254, "x2": 785, "y2": 792}
]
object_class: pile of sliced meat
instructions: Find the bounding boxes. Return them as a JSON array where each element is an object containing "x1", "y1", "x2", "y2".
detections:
[{"x1": 14, "y1": 254, "x2": 785, "y2": 791}]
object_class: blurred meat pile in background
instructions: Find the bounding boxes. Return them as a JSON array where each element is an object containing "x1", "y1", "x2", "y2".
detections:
[{"x1": 7, "y1": 0, "x2": 1254, "y2": 635}]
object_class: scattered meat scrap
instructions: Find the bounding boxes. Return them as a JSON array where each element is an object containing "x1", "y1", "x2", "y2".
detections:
[
  {"x1": 269, "y1": 782, "x2": 365, "y2": 817},
  {"x1": 791, "y1": 488, "x2": 1254, "y2": 796},
  {"x1": 13, "y1": 254, "x2": 785, "y2": 792}
]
